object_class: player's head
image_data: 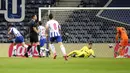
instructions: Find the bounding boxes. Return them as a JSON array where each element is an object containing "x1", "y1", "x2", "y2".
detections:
[
  {"x1": 7, "y1": 23, "x2": 14, "y2": 30},
  {"x1": 32, "y1": 15, "x2": 37, "y2": 20},
  {"x1": 49, "y1": 13, "x2": 53, "y2": 20},
  {"x1": 88, "y1": 42, "x2": 93, "y2": 49},
  {"x1": 38, "y1": 21, "x2": 42, "y2": 25},
  {"x1": 116, "y1": 27, "x2": 120, "y2": 29}
]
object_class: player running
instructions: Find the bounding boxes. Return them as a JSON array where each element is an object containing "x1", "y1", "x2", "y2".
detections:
[
  {"x1": 38, "y1": 21, "x2": 47, "y2": 57},
  {"x1": 68, "y1": 42, "x2": 95, "y2": 58},
  {"x1": 115, "y1": 27, "x2": 128, "y2": 58},
  {"x1": 8, "y1": 25, "x2": 28, "y2": 57},
  {"x1": 45, "y1": 14, "x2": 68, "y2": 60}
]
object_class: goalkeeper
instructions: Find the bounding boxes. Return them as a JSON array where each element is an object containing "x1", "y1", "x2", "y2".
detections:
[{"x1": 67, "y1": 42, "x2": 95, "y2": 58}]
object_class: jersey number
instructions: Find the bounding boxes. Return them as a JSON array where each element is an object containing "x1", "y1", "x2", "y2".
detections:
[{"x1": 53, "y1": 23, "x2": 57, "y2": 30}]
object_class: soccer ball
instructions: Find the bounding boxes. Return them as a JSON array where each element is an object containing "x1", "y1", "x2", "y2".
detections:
[{"x1": 108, "y1": 44, "x2": 113, "y2": 48}]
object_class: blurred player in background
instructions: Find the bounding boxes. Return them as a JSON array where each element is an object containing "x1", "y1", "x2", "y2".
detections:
[
  {"x1": 8, "y1": 24, "x2": 28, "y2": 57},
  {"x1": 115, "y1": 27, "x2": 128, "y2": 58},
  {"x1": 38, "y1": 21, "x2": 47, "y2": 57},
  {"x1": 45, "y1": 14, "x2": 68, "y2": 60},
  {"x1": 24, "y1": 15, "x2": 41, "y2": 57},
  {"x1": 68, "y1": 42, "x2": 95, "y2": 58}
]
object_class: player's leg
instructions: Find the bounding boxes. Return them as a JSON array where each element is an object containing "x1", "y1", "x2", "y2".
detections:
[
  {"x1": 12, "y1": 42, "x2": 17, "y2": 57},
  {"x1": 83, "y1": 53, "x2": 90, "y2": 58},
  {"x1": 36, "y1": 36, "x2": 41, "y2": 57},
  {"x1": 120, "y1": 39, "x2": 128, "y2": 57},
  {"x1": 49, "y1": 37, "x2": 57, "y2": 58},
  {"x1": 13, "y1": 36, "x2": 22, "y2": 57},
  {"x1": 58, "y1": 42, "x2": 67, "y2": 55},
  {"x1": 36, "y1": 41, "x2": 41, "y2": 57},
  {"x1": 40, "y1": 38, "x2": 46, "y2": 57},
  {"x1": 57, "y1": 36, "x2": 67, "y2": 60},
  {"x1": 32, "y1": 35, "x2": 41, "y2": 57},
  {"x1": 75, "y1": 51, "x2": 86, "y2": 57},
  {"x1": 18, "y1": 36, "x2": 28, "y2": 49},
  {"x1": 21, "y1": 42, "x2": 28, "y2": 49},
  {"x1": 58, "y1": 42, "x2": 67, "y2": 60},
  {"x1": 67, "y1": 50, "x2": 80, "y2": 57},
  {"x1": 24, "y1": 36, "x2": 33, "y2": 57},
  {"x1": 116, "y1": 46, "x2": 125, "y2": 58},
  {"x1": 117, "y1": 39, "x2": 128, "y2": 58}
]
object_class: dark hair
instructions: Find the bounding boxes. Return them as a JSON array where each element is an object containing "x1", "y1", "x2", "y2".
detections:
[
  {"x1": 88, "y1": 41, "x2": 92, "y2": 45},
  {"x1": 38, "y1": 21, "x2": 42, "y2": 25},
  {"x1": 7, "y1": 23, "x2": 15, "y2": 29},
  {"x1": 32, "y1": 14, "x2": 36, "y2": 18},
  {"x1": 49, "y1": 14, "x2": 53, "y2": 19}
]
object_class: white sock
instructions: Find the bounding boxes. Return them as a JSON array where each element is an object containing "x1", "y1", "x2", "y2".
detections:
[
  {"x1": 50, "y1": 44, "x2": 56, "y2": 54},
  {"x1": 40, "y1": 47, "x2": 45, "y2": 51},
  {"x1": 40, "y1": 49, "x2": 45, "y2": 56},
  {"x1": 60, "y1": 45, "x2": 66, "y2": 56},
  {"x1": 45, "y1": 48, "x2": 49, "y2": 51},
  {"x1": 13, "y1": 45, "x2": 17, "y2": 55}
]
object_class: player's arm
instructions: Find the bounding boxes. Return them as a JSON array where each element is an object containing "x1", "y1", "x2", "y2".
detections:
[
  {"x1": 80, "y1": 46, "x2": 86, "y2": 52},
  {"x1": 7, "y1": 28, "x2": 13, "y2": 40},
  {"x1": 33, "y1": 27, "x2": 39, "y2": 33},
  {"x1": 115, "y1": 33, "x2": 119, "y2": 42},
  {"x1": 122, "y1": 27, "x2": 127, "y2": 34},
  {"x1": 115, "y1": 29, "x2": 119, "y2": 43},
  {"x1": 45, "y1": 23, "x2": 49, "y2": 37},
  {"x1": 89, "y1": 50, "x2": 96, "y2": 58},
  {"x1": 91, "y1": 50, "x2": 96, "y2": 58},
  {"x1": 58, "y1": 23, "x2": 61, "y2": 35},
  {"x1": 33, "y1": 24, "x2": 39, "y2": 34},
  {"x1": 8, "y1": 28, "x2": 12, "y2": 34}
]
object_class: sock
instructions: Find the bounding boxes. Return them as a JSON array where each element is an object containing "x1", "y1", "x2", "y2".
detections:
[
  {"x1": 50, "y1": 44, "x2": 56, "y2": 54},
  {"x1": 37, "y1": 45, "x2": 40, "y2": 55},
  {"x1": 27, "y1": 45, "x2": 32, "y2": 52},
  {"x1": 40, "y1": 47, "x2": 45, "y2": 51},
  {"x1": 13, "y1": 45, "x2": 17, "y2": 55},
  {"x1": 40, "y1": 47, "x2": 44, "y2": 55},
  {"x1": 120, "y1": 49, "x2": 125, "y2": 56},
  {"x1": 40, "y1": 49, "x2": 45, "y2": 56},
  {"x1": 45, "y1": 48, "x2": 49, "y2": 51},
  {"x1": 60, "y1": 45, "x2": 66, "y2": 56}
]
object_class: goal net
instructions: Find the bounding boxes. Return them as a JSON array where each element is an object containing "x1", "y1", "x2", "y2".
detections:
[{"x1": 39, "y1": 7, "x2": 130, "y2": 58}]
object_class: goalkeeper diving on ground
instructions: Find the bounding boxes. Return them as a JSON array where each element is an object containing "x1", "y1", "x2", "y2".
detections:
[{"x1": 67, "y1": 42, "x2": 95, "y2": 58}]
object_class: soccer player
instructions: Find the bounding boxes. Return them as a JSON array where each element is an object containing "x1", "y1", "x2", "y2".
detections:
[
  {"x1": 68, "y1": 42, "x2": 95, "y2": 58},
  {"x1": 8, "y1": 25, "x2": 28, "y2": 56},
  {"x1": 45, "y1": 14, "x2": 68, "y2": 60},
  {"x1": 115, "y1": 27, "x2": 128, "y2": 58},
  {"x1": 24, "y1": 15, "x2": 41, "y2": 57},
  {"x1": 38, "y1": 21, "x2": 47, "y2": 57}
]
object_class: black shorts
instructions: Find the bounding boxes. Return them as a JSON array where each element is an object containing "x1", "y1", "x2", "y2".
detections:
[{"x1": 30, "y1": 34, "x2": 38, "y2": 43}]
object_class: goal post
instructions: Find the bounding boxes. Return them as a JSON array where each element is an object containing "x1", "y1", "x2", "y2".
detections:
[
  {"x1": 39, "y1": 7, "x2": 130, "y2": 20},
  {"x1": 38, "y1": 7, "x2": 130, "y2": 57}
]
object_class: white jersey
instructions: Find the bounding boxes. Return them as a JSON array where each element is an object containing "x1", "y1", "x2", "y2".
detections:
[
  {"x1": 38, "y1": 25, "x2": 46, "y2": 38},
  {"x1": 9, "y1": 27, "x2": 22, "y2": 37},
  {"x1": 46, "y1": 19, "x2": 61, "y2": 37}
]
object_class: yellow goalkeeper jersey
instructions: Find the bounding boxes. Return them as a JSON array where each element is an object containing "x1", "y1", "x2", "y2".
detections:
[
  {"x1": 80, "y1": 46, "x2": 89, "y2": 52},
  {"x1": 85, "y1": 49, "x2": 95, "y2": 56},
  {"x1": 80, "y1": 46, "x2": 95, "y2": 56}
]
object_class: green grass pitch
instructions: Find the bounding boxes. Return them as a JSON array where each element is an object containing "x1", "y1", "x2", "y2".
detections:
[{"x1": 0, "y1": 57, "x2": 130, "y2": 73}]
